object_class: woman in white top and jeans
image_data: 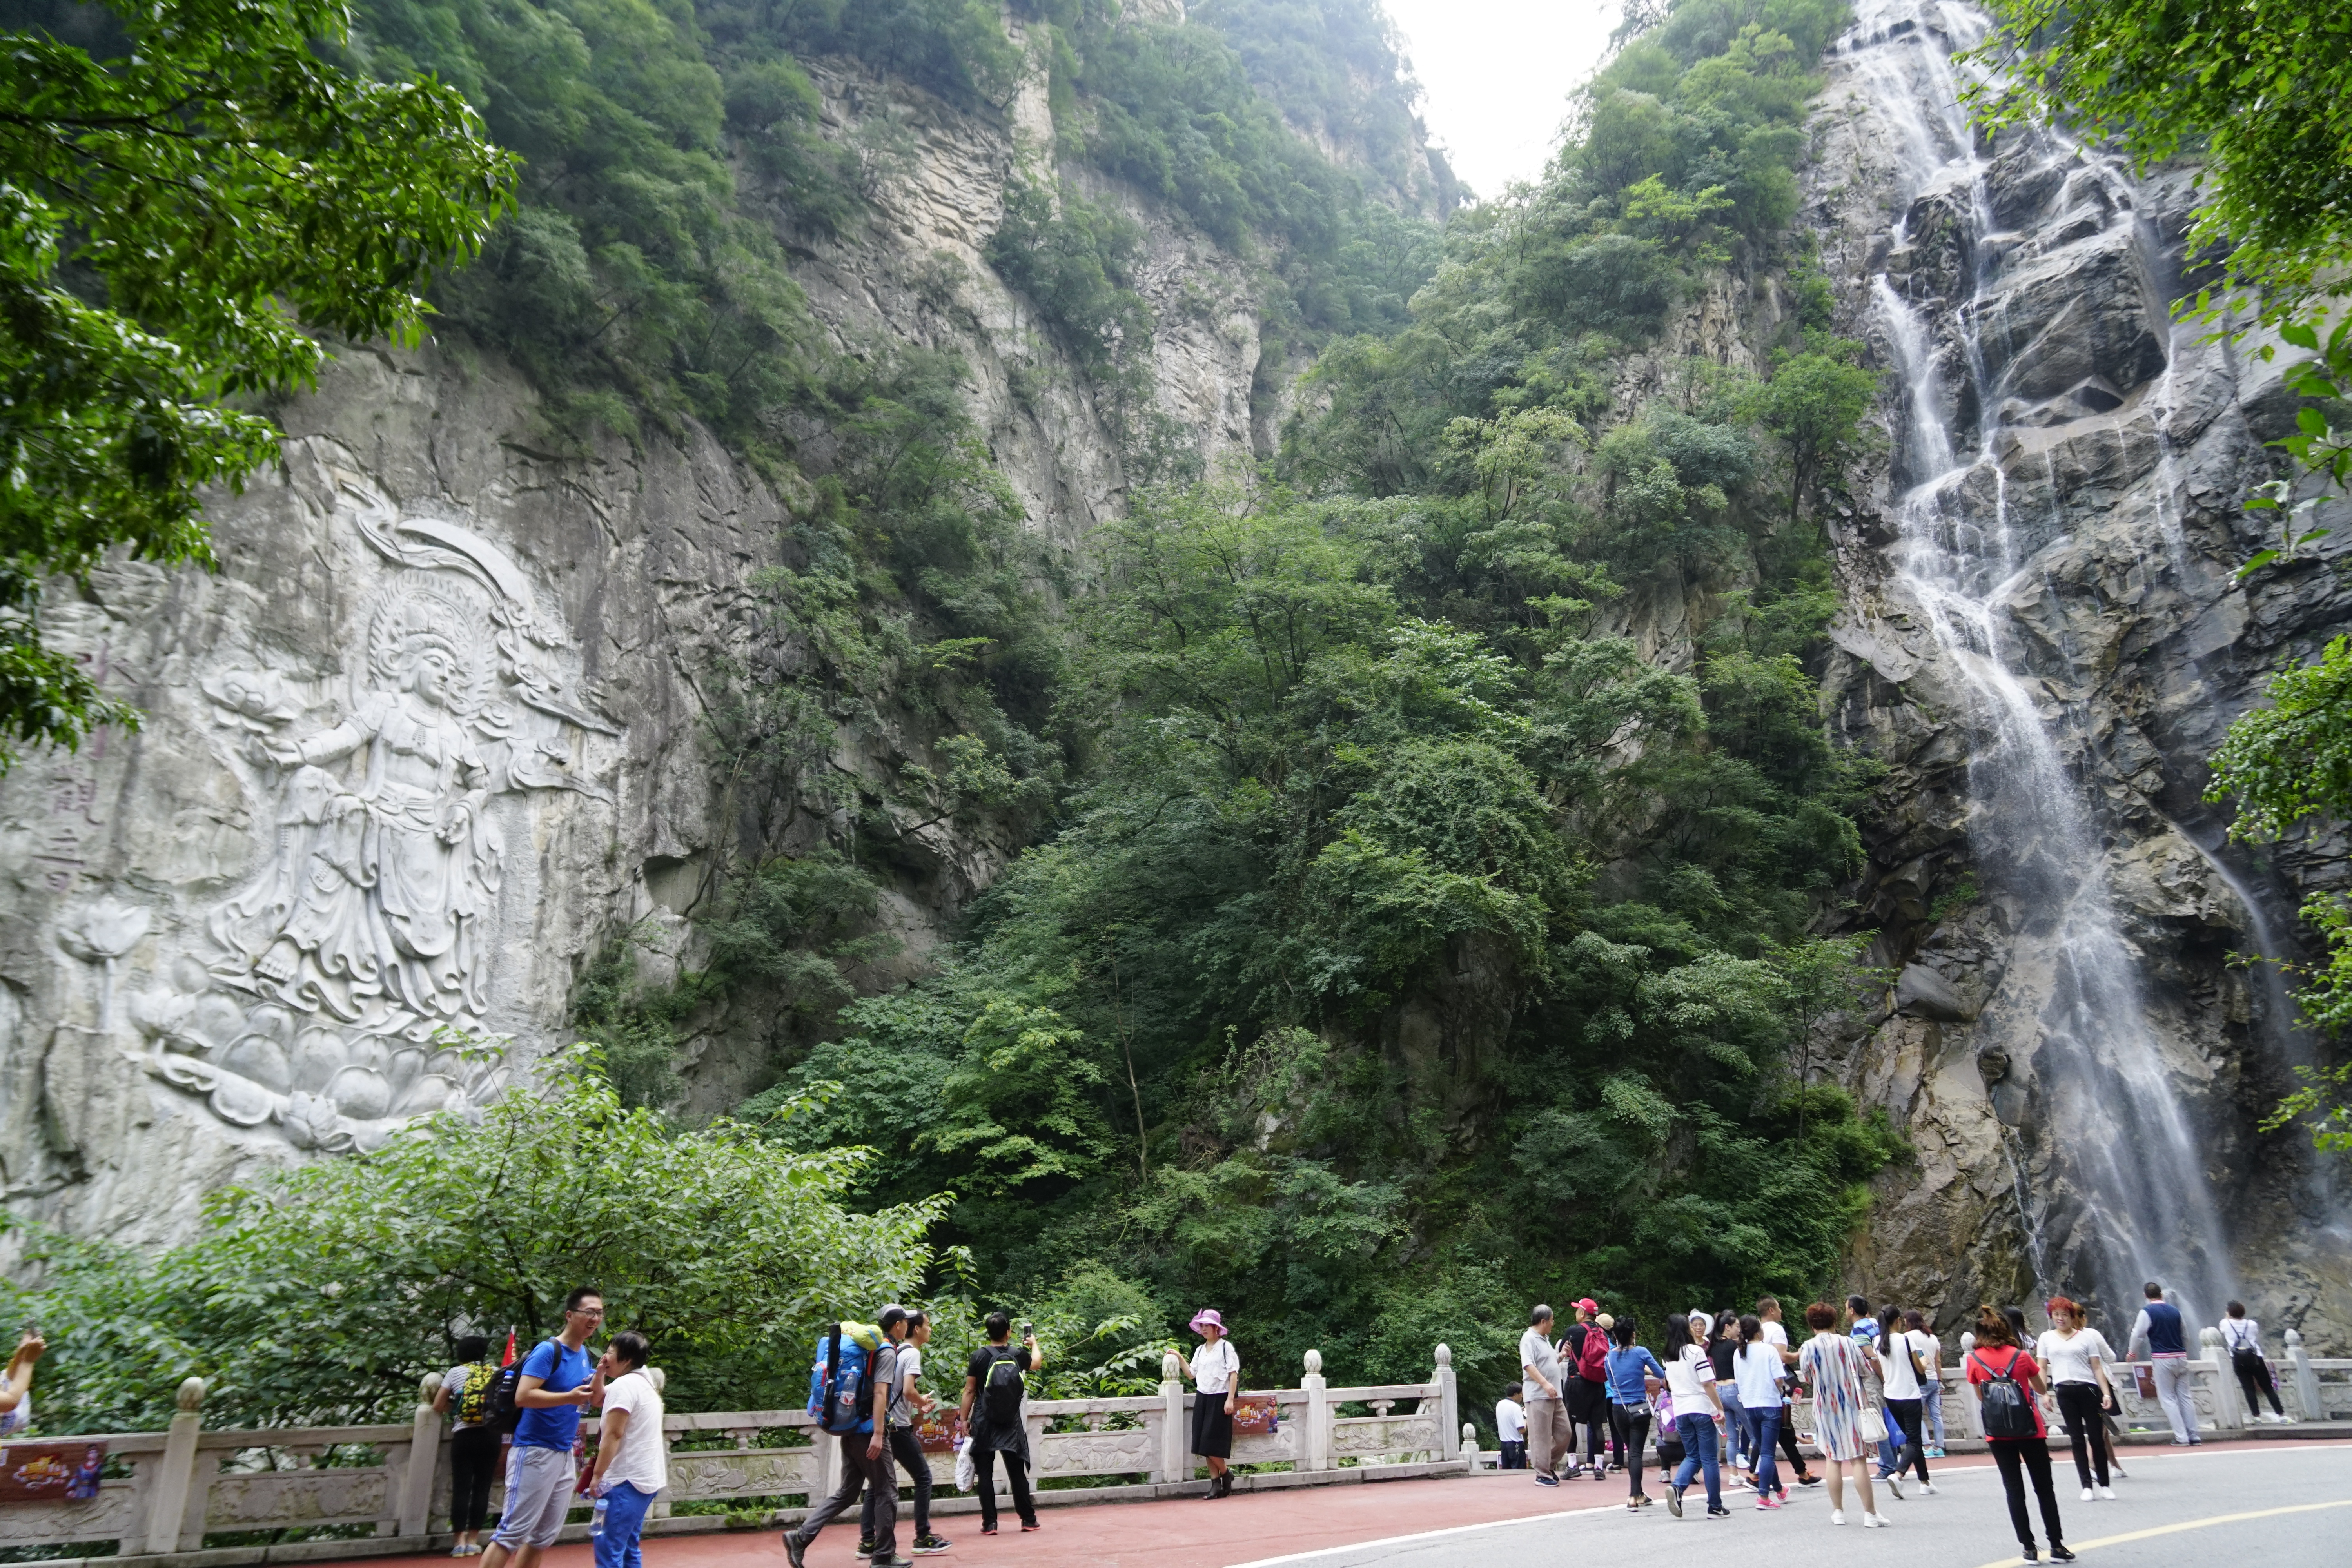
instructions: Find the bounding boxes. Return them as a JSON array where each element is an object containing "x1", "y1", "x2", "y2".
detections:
[
  {"x1": 1874, "y1": 1315, "x2": 1933, "y2": 1494},
  {"x1": 1660, "y1": 1314, "x2": 1727, "y2": 1518},
  {"x1": 1732, "y1": 1316, "x2": 1788, "y2": 1509}
]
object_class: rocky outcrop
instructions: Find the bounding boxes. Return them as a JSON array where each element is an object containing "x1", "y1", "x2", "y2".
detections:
[
  {"x1": 1808, "y1": 1, "x2": 2352, "y2": 1347},
  {"x1": 0, "y1": 33, "x2": 1292, "y2": 1247}
]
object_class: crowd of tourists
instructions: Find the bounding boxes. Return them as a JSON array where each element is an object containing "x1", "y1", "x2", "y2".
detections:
[
  {"x1": 1495, "y1": 1280, "x2": 2287, "y2": 1562},
  {"x1": 408, "y1": 1276, "x2": 2287, "y2": 1568}
]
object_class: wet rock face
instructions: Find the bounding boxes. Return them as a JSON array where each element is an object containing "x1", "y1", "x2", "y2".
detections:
[{"x1": 1810, "y1": 5, "x2": 2352, "y2": 1346}]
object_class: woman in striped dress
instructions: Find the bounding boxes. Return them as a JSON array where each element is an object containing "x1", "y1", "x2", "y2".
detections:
[{"x1": 1797, "y1": 1302, "x2": 1887, "y2": 1528}]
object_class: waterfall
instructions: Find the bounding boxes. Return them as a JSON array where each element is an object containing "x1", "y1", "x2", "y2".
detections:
[{"x1": 1840, "y1": 0, "x2": 2239, "y2": 1321}]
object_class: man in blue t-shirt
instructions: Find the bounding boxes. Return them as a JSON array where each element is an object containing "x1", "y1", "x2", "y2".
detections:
[{"x1": 482, "y1": 1287, "x2": 606, "y2": 1568}]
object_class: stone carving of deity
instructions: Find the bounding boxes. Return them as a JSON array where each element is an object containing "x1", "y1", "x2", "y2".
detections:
[
  {"x1": 236, "y1": 584, "x2": 501, "y2": 1027},
  {"x1": 125, "y1": 488, "x2": 619, "y2": 1152}
]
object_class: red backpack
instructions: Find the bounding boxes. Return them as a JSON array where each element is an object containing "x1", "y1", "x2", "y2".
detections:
[{"x1": 1576, "y1": 1324, "x2": 1609, "y2": 1381}]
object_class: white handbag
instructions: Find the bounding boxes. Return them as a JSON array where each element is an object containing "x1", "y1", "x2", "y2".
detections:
[{"x1": 1860, "y1": 1405, "x2": 1889, "y2": 1444}]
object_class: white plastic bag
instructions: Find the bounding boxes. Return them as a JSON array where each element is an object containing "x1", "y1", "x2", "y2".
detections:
[{"x1": 953, "y1": 1437, "x2": 976, "y2": 1494}]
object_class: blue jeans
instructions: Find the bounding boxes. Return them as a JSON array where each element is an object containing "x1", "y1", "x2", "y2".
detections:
[
  {"x1": 592, "y1": 1483, "x2": 657, "y2": 1568},
  {"x1": 1671, "y1": 1413, "x2": 1721, "y2": 1510},
  {"x1": 1743, "y1": 1406, "x2": 1781, "y2": 1497},
  {"x1": 1719, "y1": 1390, "x2": 1746, "y2": 1468}
]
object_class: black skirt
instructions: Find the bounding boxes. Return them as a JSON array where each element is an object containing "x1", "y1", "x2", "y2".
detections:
[{"x1": 1191, "y1": 1392, "x2": 1234, "y2": 1458}]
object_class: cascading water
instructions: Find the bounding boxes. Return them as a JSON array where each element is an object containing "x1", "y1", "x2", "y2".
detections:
[{"x1": 1839, "y1": 0, "x2": 2239, "y2": 1320}]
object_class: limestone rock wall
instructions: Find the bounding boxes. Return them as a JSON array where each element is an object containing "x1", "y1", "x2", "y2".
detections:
[{"x1": 0, "y1": 36, "x2": 1284, "y2": 1248}]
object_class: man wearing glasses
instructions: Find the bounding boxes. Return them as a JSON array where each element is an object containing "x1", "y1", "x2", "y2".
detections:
[{"x1": 482, "y1": 1287, "x2": 606, "y2": 1568}]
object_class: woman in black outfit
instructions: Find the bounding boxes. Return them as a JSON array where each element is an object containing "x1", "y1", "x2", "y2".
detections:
[
  {"x1": 431, "y1": 1334, "x2": 498, "y2": 1557},
  {"x1": 1967, "y1": 1307, "x2": 2071, "y2": 1561}
]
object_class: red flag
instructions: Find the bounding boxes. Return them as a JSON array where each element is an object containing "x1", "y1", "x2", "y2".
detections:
[{"x1": 502, "y1": 1331, "x2": 517, "y2": 1367}]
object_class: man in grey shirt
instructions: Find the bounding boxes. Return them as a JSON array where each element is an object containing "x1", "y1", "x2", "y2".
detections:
[{"x1": 1520, "y1": 1305, "x2": 1576, "y2": 1483}]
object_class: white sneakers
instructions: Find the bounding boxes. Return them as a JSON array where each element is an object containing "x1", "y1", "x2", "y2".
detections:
[
  {"x1": 2080, "y1": 1487, "x2": 2094, "y2": 1502},
  {"x1": 2097, "y1": 1485, "x2": 2117, "y2": 1501},
  {"x1": 1919, "y1": 1483, "x2": 1938, "y2": 1495},
  {"x1": 1863, "y1": 1512, "x2": 1891, "y2": 1528},
  {"x1": 1831, "y1": 1509, "x2": 1846, "y2": 1526}
]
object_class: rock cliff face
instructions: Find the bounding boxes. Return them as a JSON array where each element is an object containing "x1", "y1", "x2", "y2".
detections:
[
  {"x1": 1805, "y1": 0, "x2": 2352, "y2": 1347},
  {"x1": 0, "y1": 34, "x2": 1286, "y2": 1248}
]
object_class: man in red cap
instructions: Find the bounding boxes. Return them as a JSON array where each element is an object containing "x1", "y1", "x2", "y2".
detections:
[{"x1": 1564, "y1": 1299, "x2": 1612, "y2": 1479}]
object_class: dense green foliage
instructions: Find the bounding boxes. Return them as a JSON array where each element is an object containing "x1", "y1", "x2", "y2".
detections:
[
  {"x1": 3, "y1": 0, "x2": 1907, "y2": 1429},
  {"x1": 717, "y1": 0, "x2": 1898, "y2": 1409},
  {"x1": 0, "y1": 0, "x2": 512, "y2": 770},
  {"x1": 2209, "y1": 637, "x2": 2352, "y2": 1063},
  {"x1": 0, "y1": 1050, "x2": 938, "y2": 1429}
]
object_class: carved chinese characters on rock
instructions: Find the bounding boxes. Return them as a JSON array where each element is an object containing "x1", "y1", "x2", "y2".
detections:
[{"x1": 128, "y1": 477, "x2": 620, "y2": 1153}]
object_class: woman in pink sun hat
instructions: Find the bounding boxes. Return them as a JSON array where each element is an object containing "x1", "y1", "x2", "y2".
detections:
[{"x1": 1186, "y1": 1309, "x2": 1242, "y2": 1499}]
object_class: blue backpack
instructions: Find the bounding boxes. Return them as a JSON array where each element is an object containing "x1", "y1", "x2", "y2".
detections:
[{"x1": 808, "y1": 1322, "x2": 885, "y2": 1436}]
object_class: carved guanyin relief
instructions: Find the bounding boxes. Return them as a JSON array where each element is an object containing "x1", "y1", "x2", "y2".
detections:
[{"x1": 122, "y1": 471, "x2": 621, "y2": 1153}]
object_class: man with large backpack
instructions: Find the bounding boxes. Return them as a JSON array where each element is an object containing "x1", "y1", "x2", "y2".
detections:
[
  {"x1": 481, "y1": 1288, "x2": 606, "y2": 1568},
  {"x1": 957, "y1": 1312, "x2": 1043, "y2": 1535},
  {"x1": 786, "y1": 1307, "x2": 908, "y2": 1568}
]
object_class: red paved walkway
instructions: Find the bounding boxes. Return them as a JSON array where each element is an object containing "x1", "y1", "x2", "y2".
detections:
[{"x1": 349, "y1": 1438, "x2": 2318, "y2": 1568}]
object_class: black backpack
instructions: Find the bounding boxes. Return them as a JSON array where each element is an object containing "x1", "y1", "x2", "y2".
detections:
[
  {"x1": 485, "y1": 1341, "x2": 555, "y2": 1434},
  {"x1": 1973, "y1": 1349, "x2": 2037, "y2": 1439},
  {"x1": 981, "y1": 1347, "x2": 1026, "y2": 1426}
]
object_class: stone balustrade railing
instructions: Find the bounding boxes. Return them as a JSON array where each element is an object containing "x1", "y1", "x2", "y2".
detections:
[{"x1": 2, "y1": 1345, "x2": 1465, "y2": 1566}]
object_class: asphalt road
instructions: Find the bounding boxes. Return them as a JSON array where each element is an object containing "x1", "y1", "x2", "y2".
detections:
[{"x1": 1227, "y1": 1443, "x2": 2352, "y2": 1568}]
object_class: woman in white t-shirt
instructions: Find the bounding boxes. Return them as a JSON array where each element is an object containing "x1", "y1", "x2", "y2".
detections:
[
  {"x1": 1186, "y1": 1309, "x2": 1242, "y2": 1499},
  {"x1": 587, "y1": 1330, "x2": 666, "y2": 1568},
  {"x1": 2036, "y1": 1296, "x2": 2117, "y2": 1499},
  {"x1": 1874, "y1": 1316, "x2": 1934, "y2": 1494},
  {"x1": 430, "y1": 1334, "x2": 498, "y2": 1556},
  {"x1": 0, "y1": 1329, "x2": 44, "y2": 1439},
  {"x1": 2221, "y1": 1301, "x2": 2288, "y2": 1423},
  {"x1": 1660, "y1": 1313, "x2": 1726, "y2": 1518}
]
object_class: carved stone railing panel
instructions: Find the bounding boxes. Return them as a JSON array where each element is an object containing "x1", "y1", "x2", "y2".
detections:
[
  {"x1": 1035, "y1": 1427, "x2": 1154, "y2": 1477},
  {"x1": 665, "y1": 1448, "x2": 819, "y2": 1500},
  {"x1": 0, "y1": 1482, "x2": 145, "y2": 1545},
  {"x1": 204, "y1": 1466, "x2": 393, "y2": 1529}
]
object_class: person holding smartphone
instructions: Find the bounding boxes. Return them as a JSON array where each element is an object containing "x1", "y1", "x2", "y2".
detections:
[{"x1": 0, "y1": 1328, "x2": 44, "y2": 1436}]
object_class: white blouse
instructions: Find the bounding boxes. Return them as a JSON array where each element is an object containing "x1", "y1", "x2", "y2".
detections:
[{"x1": 1190, "y1": 1338, "x2": 1240, "y2": 1396}]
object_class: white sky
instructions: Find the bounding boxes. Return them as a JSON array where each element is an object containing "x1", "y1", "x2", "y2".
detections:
[{"x1": 1380, "y1": 0, "x2": 1623, "y2": 199}]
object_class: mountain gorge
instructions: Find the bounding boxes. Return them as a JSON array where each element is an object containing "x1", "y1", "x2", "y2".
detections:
[{"x1": 2, "y1": 0, "x2": 2346, "y2": 1413}]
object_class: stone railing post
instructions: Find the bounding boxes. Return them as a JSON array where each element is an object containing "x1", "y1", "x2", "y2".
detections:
[
  {"x1": 145, "y1": 1376, "x2": 207, "y2": 1555},
  {"x1": 2201, "y1": 1328, "x2": 2245, "y2": 1429},
  {"x1": 1433, "y1": 1344, "x2": 1459, "y2": 1461},
  {"x1": 399, "y1": 1371, "x2": 445, "y2": 1536},
  {"x1": 1956, "y1": 1333, "x2": 1983, "y2": 1439},
  {"x1": 1459, "y1": 1422, "x2": 1480, "y2": 1470},
  {"x1": 2286, "y1": 1329, "x2": 2322, "y2": 1423},
  {"x1": 811, "y1": 1428, "x2": 840, "y2": 1503},
  {"x1": 1160, "y1": 1350, "x2": 1189, "y2": 1484},
  {"x1": 1301, "y1": 1349, "x2": 1330, "y2": 1472}
]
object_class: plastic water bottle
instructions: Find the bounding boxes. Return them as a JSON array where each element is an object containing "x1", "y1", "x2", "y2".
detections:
[{"x1": 590, "y1": 1495, "x2": 607, "y2": 1539}]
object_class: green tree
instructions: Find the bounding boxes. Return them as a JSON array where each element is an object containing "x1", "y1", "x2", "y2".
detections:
[
  {"x1": 0, "y1": 1047, "x2": 941, "y2": 1429},
  {"x1": 1, "y1": 0, "x2": 515, "y2": 769},
  {"x1": 2206, "y1": 637, "x2": 2352, "y2": 1101},
  {"x1": 1740, "y1": 349, "x2": 1878, "y2": 528}
]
